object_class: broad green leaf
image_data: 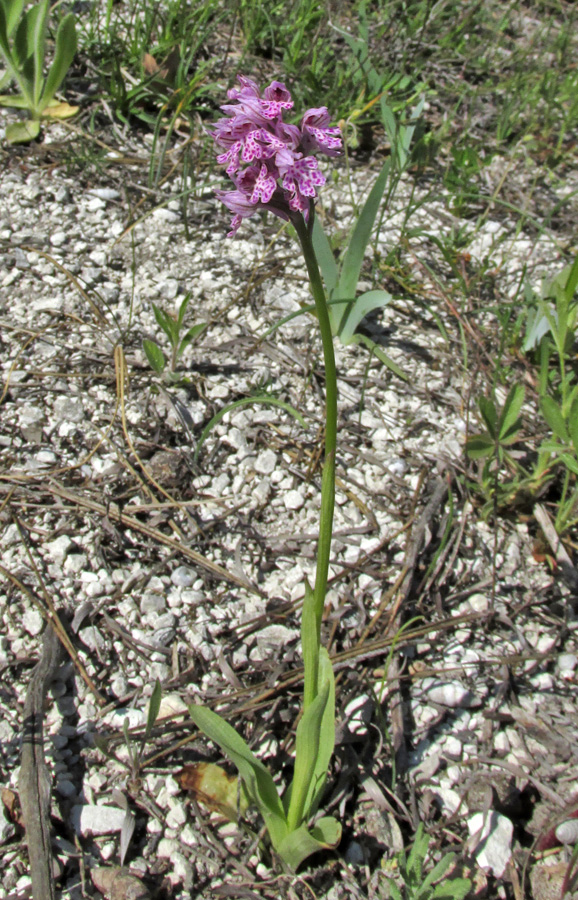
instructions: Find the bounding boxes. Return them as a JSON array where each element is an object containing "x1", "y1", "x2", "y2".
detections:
[
  {"x1": 349, "y1": 333, "x2": 407, "y2": 381},
  {"x1": 338, "y1": 289, "x2": 392, "y2": 345},
  {"x1": 188, "y1": 704, "x2": 288, "y2": 849},
  {"x1": 177, "y1": 322, "x2": 206, "y2": 360},
  {"x1": 497, "y1": 383, "x2": 524, "y2": 442},
  {"x1": 143, "y1": 339, "x2": 166, "y2": 373},
  {"x1": 478, "y1": 396, "x2": 497, "y2": 439},
  {"x1": 334, "y1": 157, "x2": 391, "y2": 328},
  {"x1": 311, "y1": 216, "x2": 338, "y2": 297},
  {"x1": 6, "y1": 118, "x2": 40, "y2": 142},
  {"x1": 42, "y1": 12, "x2": 76, "y2": 107},
  {"x1": 194, "y1": 395, "x2": 308, "y2": 463},
  {"x1": 277, "y1": 816, "x2": 341, "y2": 871},
  {"x1": 541, "y1": 395, "x2": 569, "y2": 444}
]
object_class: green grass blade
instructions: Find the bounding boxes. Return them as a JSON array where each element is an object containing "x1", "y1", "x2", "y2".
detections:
[
  {"x1": 42, "y1": 12, "x2": 76, "y2": 107},
  {"x1": 194, "y1": 395, "x2": 308, "y2": 463},
  {"x1": 188, "y1": 704, "x2": 288, "y2": 849}
]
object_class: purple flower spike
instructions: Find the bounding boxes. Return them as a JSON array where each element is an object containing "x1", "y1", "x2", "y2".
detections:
[{"x1": 213, "y1": 75, "x2": 342, "y2": 236}]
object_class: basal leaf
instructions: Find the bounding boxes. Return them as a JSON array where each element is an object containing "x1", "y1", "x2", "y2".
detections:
[
  {"x1": 334, "y1": 157, "x2": 391, "y2": 326},
  {"x1": 42, "y1": 13, "x2": 77, "y2": 107},
  {"x1": 6, "y1": 118, "x2": 40, "y2": 142},
  {"x1": 188, "y1": 704, "x2": 288, "y2": 850},
  {"x1": 286, "y1": 678, "x2": 330, "y2": 831},
  {"x1": 41, "y1": 99, "x2": 78, "y2": 119},
  {"x1": 338, "y1": 289, "x2": 392, "y2": 345},
  {"x1": 0, "y1": 92, "x2": 29, "y2": 107},
  {"x1": 277, "y1": 816, "x2": 341, "y2": 870}
]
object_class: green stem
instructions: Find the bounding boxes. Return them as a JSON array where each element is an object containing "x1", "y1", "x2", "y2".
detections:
[{"x1": 293, "y1": 211, "x2": 337, "y2": 709}]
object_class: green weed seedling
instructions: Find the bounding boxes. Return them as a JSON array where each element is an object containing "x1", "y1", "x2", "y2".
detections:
[
  {"x1": 143, "y1": 292, "x2": 206, "y2": 380},
  {"x1": 94, "y1": 679, "x2": 162, "y2": 785},
  {"x1": 466, "y1": 383, "x2": 526, "y2": 518},
  {"x1": 523, "y1": 255, "x2": 578, "y2": 533},
  {"x1": 0, "y1": 0, "x2": 78, "y2": 143},
  {"x1": 383, "y1": 824, "x2": 471, "y2": 900}
]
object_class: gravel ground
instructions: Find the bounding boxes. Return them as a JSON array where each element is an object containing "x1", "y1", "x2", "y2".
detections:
[{"x1": 1, "y1": 110, "x2": 578, "y2": 900}]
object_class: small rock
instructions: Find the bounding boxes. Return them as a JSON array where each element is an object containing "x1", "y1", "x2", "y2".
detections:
[
  {"x1": 87, "y1": 188, "x2": 120, "y2": 201},
  {"x1": 254, "y1": 449, "x2": 277, "y2": 475},
  {"x1": 171, "y1": 566, "x2": 195, "y2": 587},
  {"x1": 423, "y1": 679, "x2": 473, "y2": 708},
  {"x1": 71, "y1": 805, "x2": 126, "y2": 836},
  {"x1": 157, "y1": 837, "x2": 180, "y2": 859},
  {"x1": 50, "y1": 231, "x2": 67, "y2": 246},
  {"x1": 555, "y1": 819, "x2": 578, "y2": 845},
  {"x1": 56, "y1": 779, "x2": 77, "y2": 799},
  {"x1": 284, "y1": 489, "x2": 304, "y2": 510},
  {"x1": 344, "y1": 841, "x2": 365, "y2": 865},
  {"x1": 467, "y1": 811, "x2": 513, "y2": 877},
  {"x1": 152, "y1": 208, "x2": 180, "y2": 222},
  {"x1": 22, "y1": 608, "x2": 44, "y2": 636},
  {"x1": 45, "y1": 535, "x2": 73, "y2": 563}
]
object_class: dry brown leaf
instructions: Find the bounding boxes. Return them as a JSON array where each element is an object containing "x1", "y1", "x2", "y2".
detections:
[
  {"x1": 91, "y1": 866, "x2": 151, "y2": 900},
  {"x1": 178, "y1": 762, "x2": 246, "y2": 820},
  {"x1": 1, "y1": 788, "x2": 24, "y2": 827}
]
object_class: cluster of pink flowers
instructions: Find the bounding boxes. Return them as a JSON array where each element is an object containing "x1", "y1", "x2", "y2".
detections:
[{"x1": 212, "y1": 75, "x2": 342, "y2": 236}]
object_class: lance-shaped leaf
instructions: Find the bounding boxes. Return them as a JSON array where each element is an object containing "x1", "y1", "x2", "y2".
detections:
[
  {"x1": 331, "y1": 157, "x2": 391, "y2": 333},
  {"x1": 497, "y1": 383, "x2": 524, "y2": 444},
  {"x1": 42, "y1": 12, "x2": 77, "y2": 108},
  {"x1": 188, "y1": 704, "x2": 288, "y2": 850}
]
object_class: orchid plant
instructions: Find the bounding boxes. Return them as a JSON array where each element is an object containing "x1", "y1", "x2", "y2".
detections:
[{"x1": 188, "y1": 76, "x2": 343, "y2": 870}]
